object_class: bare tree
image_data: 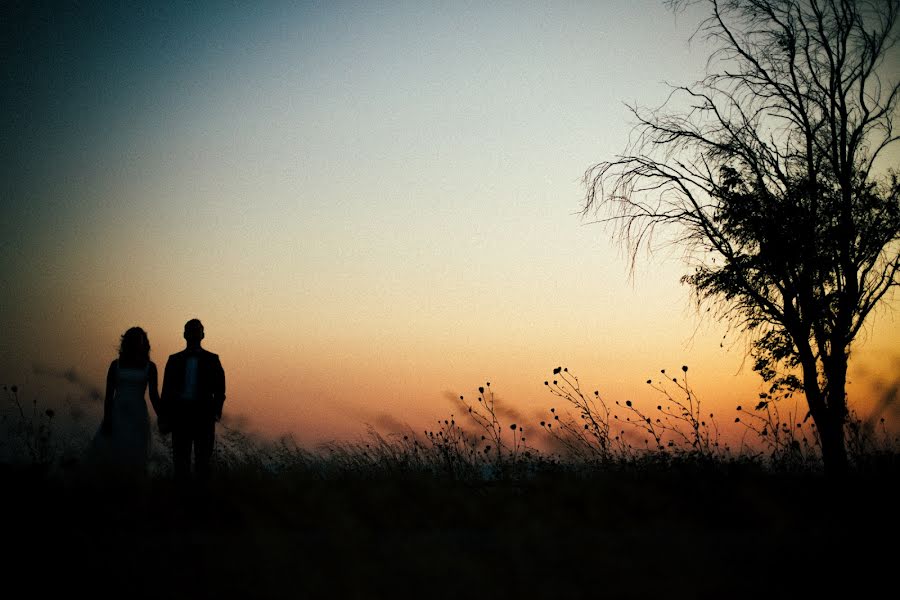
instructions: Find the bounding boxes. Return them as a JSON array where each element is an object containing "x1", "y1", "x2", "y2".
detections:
[{"x1": 584, "y1": 0, "x2": 900, "y2": 473}]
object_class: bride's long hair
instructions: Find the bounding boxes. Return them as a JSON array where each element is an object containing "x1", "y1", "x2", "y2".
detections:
[{"x1": 119, "y1": 327, "x2": 150, "y2": 366}]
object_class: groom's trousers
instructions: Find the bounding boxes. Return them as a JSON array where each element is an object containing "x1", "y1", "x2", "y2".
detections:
[{"x1": 172, "y1": 410, "x2": 216, "y2": 482}]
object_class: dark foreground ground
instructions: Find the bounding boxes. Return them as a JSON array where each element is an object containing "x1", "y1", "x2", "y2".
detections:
[{"x1": 3, "y1": 462, "x2": 896, "y2": 599}]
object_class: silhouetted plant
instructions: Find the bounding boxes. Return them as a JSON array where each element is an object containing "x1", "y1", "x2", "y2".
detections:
[
  {"x1": 845, "y1": 414, "x2": 898, "y2": 472},
  {"x1": 2, "y1": 384, "x2": 56, "y2": 467},
  {"x1": 542, "y1": 366, "x2": 726, "y2": 462},
  {"x1": 214, "y1": 424, "x2": 316, "y2": 478},
  {"x1": 458, "y1": 382, "x2": 506, "y2": 466},
  {"x1": 734, "y1": 396, "x2": 820, "y2": 470},
  {"x1": 642, "y1": 366, "x2": 722, "y2": 457},
  {"x1": 540, "y1": 367, "x2": 624, "y2": 461}
]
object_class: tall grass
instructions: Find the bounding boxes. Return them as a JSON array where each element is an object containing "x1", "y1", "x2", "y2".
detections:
[
  {"x1": 206, "y1": 365, "x2": 896, "y2": 481},
  {"x1": 3, "y1": 366, "x2": 897, "y2": 481}
]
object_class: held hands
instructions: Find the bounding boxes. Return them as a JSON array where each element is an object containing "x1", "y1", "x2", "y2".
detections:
[{"x1": 157, "y1": 414, "x2": 172, "y2": 436}]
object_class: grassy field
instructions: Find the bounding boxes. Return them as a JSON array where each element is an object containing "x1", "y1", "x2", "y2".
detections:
[
  {"x1": 3, "y1": 375, "x2": 897, "y2": 598},
  {"x1": 4, "y1": 450, "x2": 897, "y2": 600}
]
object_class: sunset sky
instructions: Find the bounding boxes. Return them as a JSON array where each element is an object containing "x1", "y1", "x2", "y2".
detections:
[{"x1": 2, "y1": 1, "x2": 898, "y2": 446}]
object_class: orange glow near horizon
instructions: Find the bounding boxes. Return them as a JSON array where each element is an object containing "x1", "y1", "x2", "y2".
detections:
[{"x1": 9, "y1": 279, "x2": 898, "y2": 450}]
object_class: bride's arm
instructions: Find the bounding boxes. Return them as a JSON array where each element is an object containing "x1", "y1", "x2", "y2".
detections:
[
  {"x1": 148, "y1": 362, "x2": 162, "y2": 416},
  {"x1": 101, "y1": 360, "x2": 116, "y2": 434}
]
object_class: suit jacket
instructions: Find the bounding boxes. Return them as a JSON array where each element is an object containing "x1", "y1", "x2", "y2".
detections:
[{"x1": 161, "y1": 348, "x2": 226, "y2": 422}]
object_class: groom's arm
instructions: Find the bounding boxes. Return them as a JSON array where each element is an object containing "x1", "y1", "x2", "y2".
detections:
[
  {"x1": 212, "y1": 355, "x2": 226, "y2": 421},
  {"x1": 147, "y1": 362, "x2": 162, "y2": 416},
  {"x1": 156, "y1": 358, "x2": 175, "y2": 435},
  {"x1": 160, "y1": 357, "x2": 175, "y2": 415}
]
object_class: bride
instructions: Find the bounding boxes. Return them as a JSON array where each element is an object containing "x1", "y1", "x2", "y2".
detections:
[{"x1": 91, "y1": 326, "x2": 162, "y2": 476}]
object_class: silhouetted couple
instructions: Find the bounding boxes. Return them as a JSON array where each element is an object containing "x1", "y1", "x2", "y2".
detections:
[{"x1": 94, "y1": 319, "x2": 226, "y2": 484}]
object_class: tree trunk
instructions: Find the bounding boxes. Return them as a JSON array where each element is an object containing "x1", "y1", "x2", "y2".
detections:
[
  {"x1": 821, "y1": 348, "x2": 850, "y2": 475},
  {"x1": 797, "y1": 344, "x2": 849, "y2": 475},
  {"x1": 818, "y1": 411, "x2": 848, "y2": 476}
]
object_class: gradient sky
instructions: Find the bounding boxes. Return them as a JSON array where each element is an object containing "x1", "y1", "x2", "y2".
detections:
[{"x1": 2, "y1": 0, "x2": 898, "y2": 446}]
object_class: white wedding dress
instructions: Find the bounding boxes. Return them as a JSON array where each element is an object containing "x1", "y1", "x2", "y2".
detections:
[{"x1": 90, "y1": 362, "x2": 151, "y2": 472}]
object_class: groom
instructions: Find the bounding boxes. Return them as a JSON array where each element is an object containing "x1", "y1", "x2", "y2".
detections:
[{"x1": 161, "y1": 319, "x2": 226, "y2": 483}]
